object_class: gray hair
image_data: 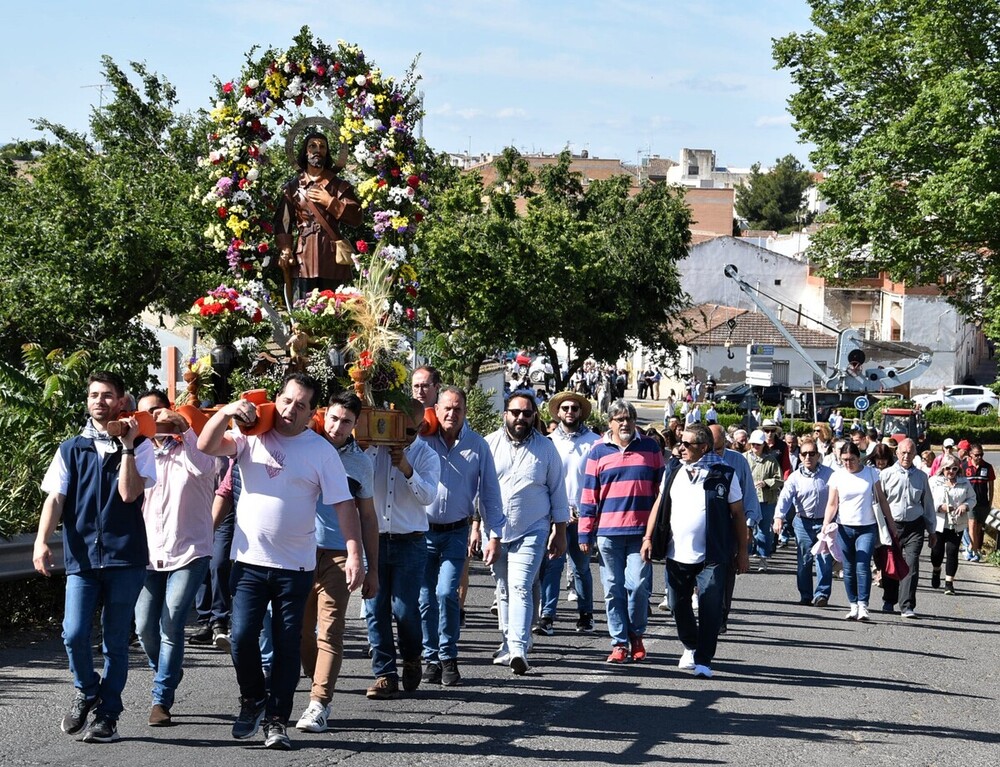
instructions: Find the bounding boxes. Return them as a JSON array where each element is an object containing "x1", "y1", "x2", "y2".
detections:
[
  {"x1": 608, "y1": 398, "x2": 636, "y2": 422},
  {"x1": 938, "y1": 453, "x2": 962, "y2": 472},
  {"x1": 684, "y1": 422, "x2": 713, "y2": 447}
]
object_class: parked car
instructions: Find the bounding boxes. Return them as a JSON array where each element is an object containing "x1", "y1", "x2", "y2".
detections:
[
  {"x1": 912, "y1": 386, "x2": 999, "y2": 415},
  {"x1": 711, "y1": 383, "x2": 794, "y2": 409}
]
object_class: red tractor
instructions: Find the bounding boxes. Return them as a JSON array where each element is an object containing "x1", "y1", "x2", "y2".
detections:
[{"x1": 880, "y1": 407, "x2": 929, "y2": 452}]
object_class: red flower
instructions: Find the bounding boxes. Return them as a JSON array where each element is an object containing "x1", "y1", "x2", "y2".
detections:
[
  {"x1": 252, "y1": 308, "x2": 263, "y2": 322},
  {"x1": 405, "y1": 285, "x2": 418, "y2": 298},
  {"x1": 359, "y1": 350, "x2": 374, "y2": 368},
  {"x1": 243, "y1": 85, "x2": 254, "y2": 97},
  {"x1": 405, "y1": 308, "x2": 416, "y2": 321},
  {"x1": 356, "y1": 240, "x2": 369, "y2": 253},
  {"x1": 222, "y1": 82, "x2": 234, "y2": 94},
  {"x1": 390, "y1": 168, "x2": 400, "y2": 178},
  {"x1": 217, "y1": 207, "x2": 228, "y2": 218},
  {"x1": 248, "y1": 146, "x2": 259, "y2": 159},
  {"x1": 333, "y1": 62, "x2": 341, "y2": 72},
  {"x1": 407, "y1": 174, "x2": 420, "y2": 188},
  {"x1": 336, "y1": 87, "x2": 346, "y2": 98},
  {"x1": 275, "y1": 115, "x2": 285, "y2": 126},
  {"x1": 295, "y1": 95, "x2": 303, "y2": 106},
  {"x1": 238, "y1": 178, "x2": 249, "y2": 189},
  {"x1": 260, "y1": 221, "x2": 274, "y2": 234},
  {"x1": 257, "y1": 242, "x2": 269, "y2": 253},
  {"x1": 250, "y1": 119, "x2": 261, "y2": 131},
  {"x1": 377, "y1": 179, "x2": 387, "y2": 187},
  {"x1": 414, "y1": 212, "x2": 424, "y2": 223},
  {"x1": 316, "y1": 64, "x2": 326, "y2": 77},
  {"x1": 240, "y1": 262, "x2": 253, "y2": 271}
]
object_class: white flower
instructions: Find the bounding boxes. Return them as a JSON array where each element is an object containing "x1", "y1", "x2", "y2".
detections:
[
  {"x1": 355, "y1": 74, "x2": 367, "y2": 86},
  {"x1": 246, "y1": 78, "x2": 259, "y2": 89},
  {"x1": 246, "y1": 168, "x2": 260, "y2": 182}
]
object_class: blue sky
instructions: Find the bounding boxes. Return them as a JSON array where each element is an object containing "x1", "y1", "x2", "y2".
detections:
[{"x1": 4, "y1": 0, "x2": 815, "y2": 168}]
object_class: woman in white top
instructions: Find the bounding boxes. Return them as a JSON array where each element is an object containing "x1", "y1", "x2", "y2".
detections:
[
  {"x1": 928, "y1": 453, "x2": 975, "y2": 595},
  {"x1": 821, "y1": 442, "x2": 891, "y2": 621}
]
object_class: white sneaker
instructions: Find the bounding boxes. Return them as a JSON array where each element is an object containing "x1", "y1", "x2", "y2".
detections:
[
  {"x1": 567, "y1": 589, "x2": 578, "y2": 602},
  {"x1": 900, "y1": 609, "x2": 917, "y2": 619},
  {"x1": 845, "y1": 603, "x2": 859, "y2": 620},
  {"x1": 756, "y1": 557, "x2": 769, "y2": 573},
  {"x1": 492, "y1": 645, "x2": 511, "y2": 665},
  {"x1": 657, "y1": 595, "x2": 672, "y2": 613},
  {"x1": 295, "y1": 700, "x2": 329, "y2": 733},
  {"x1": 693, "y1": 664, "x2": 713, "y2": 678},
  {"x1": 678, "y1": 648, "x2": 696, "y2": 670},
  {"x1": 691, "y1": 592, "x2": 700, "y2": 612},
  {"x1": 857, "y1": 603, "x2": 871, "y2": 622}
]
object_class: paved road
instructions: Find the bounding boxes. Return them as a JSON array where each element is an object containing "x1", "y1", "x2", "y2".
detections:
[{"x1": 2, "y1": 545, "x2": 998, "y2": 767}]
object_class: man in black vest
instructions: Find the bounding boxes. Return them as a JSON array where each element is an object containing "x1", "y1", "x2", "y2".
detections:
[
  {"x1": 33, "y1": 371, "x2": 156, "y2": 743},
  {"x1": 642, "y1": 423, "x2": 748, "y2": 679}
]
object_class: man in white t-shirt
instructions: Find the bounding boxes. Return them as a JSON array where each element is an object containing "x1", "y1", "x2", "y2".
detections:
[
  {"x1": 642, "y1": 423, "x2": 748, "y2": 679},
  {"x1": 199, "y1": 373, "x2": 363, "y2": 750}
]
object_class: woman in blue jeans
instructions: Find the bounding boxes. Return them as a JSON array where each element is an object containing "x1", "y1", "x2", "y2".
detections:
[{"x1": 821, "y1": 442, "x2": 890, "y2": 621}]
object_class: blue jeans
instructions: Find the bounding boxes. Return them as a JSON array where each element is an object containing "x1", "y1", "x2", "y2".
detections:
[
  {"x1": 420, "y1": 526, "x2": 468, "y2": 662},
  {"x1": 753, "y1": 502, "x2": 776, "y2": 558},
  {"x1": 229, "y1": 562, "x2": 313, "y2": 723},
  {"x1": 134, "y1": 557, "x2": 210, "y2": 708},
  {"x1": 365, "y1": 535, "x2": 427, "y2": 678},
  {"x1": 837, "y1": 523, "x2": 877, "y2": 604},
  {"x1": 597, "y1": 535, "x2": 650, "y2": 646},
  {"x1": 540, "y1": 522, "x2": 593, "y2": 616},
  {"x1": 63, "y1": 566, "x2": 147, "y2": 719},
  {"x1": 793, "y1": 516, "x2": 832, "y2": 602},
  {"x1": 196, "y1": 507, "x2": 234, "y2": 625},
  {"x1": 666, "y1": 558, "x2": 726, "y2": 667},
  {"x1": 492, "y1": 530, "x2": 546, "y2": 657}
]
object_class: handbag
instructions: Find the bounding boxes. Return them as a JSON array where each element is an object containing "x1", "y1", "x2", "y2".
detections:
[{"x1": 873, "y1": 531, "x2": 910, "y2": 581}]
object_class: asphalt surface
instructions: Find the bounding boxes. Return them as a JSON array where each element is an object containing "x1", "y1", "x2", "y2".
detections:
[{"x1": 2, "y1": 543, "x2": 998, "y2": 767}]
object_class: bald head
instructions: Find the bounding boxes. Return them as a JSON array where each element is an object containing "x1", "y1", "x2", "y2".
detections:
[{"x1": 709, "y1": 424, "x2": 726, "y2": 453}]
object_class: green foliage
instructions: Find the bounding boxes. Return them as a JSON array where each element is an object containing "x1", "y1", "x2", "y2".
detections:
[
  {"x1": 464, "y1": 386, "x2": 502, "y2": 436},
  {"x1": 0, "y1": 57, "x2": 218, "y2": 382},
  {"x1": 734, "y1": 155, "x2": 813, "y2": 231},
  {"x1": 0, "y1": 345, "x2": 91, "y2": 537},
  {"x1": 0, "y1": 575, "x2": 65, "y2": 634},
  {"x1": 773, "y1": 1, "x2": 1000, "y2": 329},
  {"x1": 412, "y1": 148, "x2": 691, "y2": 389}
]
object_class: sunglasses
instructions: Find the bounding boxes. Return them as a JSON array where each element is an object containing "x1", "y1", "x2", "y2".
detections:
[
  {"x1": 944, "y1": 467, "x2": 960, "y2": 473},
  {"x1": 680, "y1": 440, "x2": 703, "y2": 449},
  {"x1": 799, "y1": 450, "x2": 818, "y2": 457},
  {"x1": 507, "y1": 408, "x2": 534, "y2": 419},
  {"x1": 560, "y1": 405, "x2": 580, "y2": 412}
]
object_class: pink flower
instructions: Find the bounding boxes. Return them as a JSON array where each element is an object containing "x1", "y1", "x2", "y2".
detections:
[
  {"x1": 222, "y1": 82, "x2": 234, "y2": 94},
  {"x1": 356, "y1": 240, "x2": 369, "y2": 253},
  {"x1": 257, "y1": 242, "x2": 269, "y2": 253}
]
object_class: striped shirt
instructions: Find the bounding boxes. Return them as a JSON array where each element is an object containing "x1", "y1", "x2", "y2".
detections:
[{"x1": 579, "y1": 432, "x2": 665, "y2": 539}]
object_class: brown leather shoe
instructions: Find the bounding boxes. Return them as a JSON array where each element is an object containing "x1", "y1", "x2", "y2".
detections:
[
  {"x1": 148, "y1": 703, "x2": 172, "y2": 727},
  {"x1": 366, "y1": 675, "x2": 400, "y2": 700}
]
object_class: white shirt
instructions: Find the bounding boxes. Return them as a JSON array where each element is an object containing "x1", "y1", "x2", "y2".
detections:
[
  {"x1": 829, "y1": 465, "x2": 879, "y2": 527},
  {"x1": 231, "y1": 428, "x2": 352, "y2": 571},
  {"x1": 666, "y1": 464, "x2": 741, "y2": 564},
  {"x1": 369, "y1": 438, "x2": 440, "y2": 534}
]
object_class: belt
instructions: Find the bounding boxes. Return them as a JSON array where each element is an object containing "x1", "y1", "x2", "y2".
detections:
[
  {"x1": 379, "y1": 531, "x2": 425, "y2": 541},
  {"x1": 428, "y1": 518, "x2": 471, "y2": 533}
]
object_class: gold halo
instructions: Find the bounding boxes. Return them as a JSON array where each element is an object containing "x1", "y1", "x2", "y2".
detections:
[{"x1": 284, "y1": 116, "x2": 349, "y2": 169}]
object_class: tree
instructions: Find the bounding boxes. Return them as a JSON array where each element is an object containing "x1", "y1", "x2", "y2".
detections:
[
  {"x1": 0, "y1": 57, "x2": 216, "y2": 388},
  {"x1": 734, "y1": 154, "x2": 812, "y2": 231},
  {"x1": 412, "y1": 148, "x2": 691, "y2": 389},
  {"x1": 773, "y1": 1, "x2": 1000, "y2": 330}
]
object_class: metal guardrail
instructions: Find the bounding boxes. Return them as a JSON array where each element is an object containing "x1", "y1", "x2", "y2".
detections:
[{"x1": 0, "y1": 533, "x2": 63, "y2": 581}]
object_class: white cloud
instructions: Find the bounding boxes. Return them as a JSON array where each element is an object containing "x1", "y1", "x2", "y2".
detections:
[
  {"x1": 755, "y1": 114, "x2": 793, "y2": 127},
  {"x1": 496, "y1": 107, "x2": 526, "y2": 119}
]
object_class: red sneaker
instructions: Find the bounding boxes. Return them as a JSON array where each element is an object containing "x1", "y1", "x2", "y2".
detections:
[
  {"x1": 606, "y1": 644, "x2": 630, "y2": 664},
  {"x1": 630, "y1": 636, "x2": 647, "y2": 662}
]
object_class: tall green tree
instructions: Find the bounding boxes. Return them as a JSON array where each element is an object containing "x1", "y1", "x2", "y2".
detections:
[
  {"x1": 734, "y1": 154, "x2": 813, "y2": 231},
  {"x1": 0, "y1": 57, "x2": 216, "y2": 388},
  {"x1": 773, "y1": 0, "x2": 1000, "y2": 329},
  {"x1": 412, "y1": 148, "x2": 691, "y2": 389}
]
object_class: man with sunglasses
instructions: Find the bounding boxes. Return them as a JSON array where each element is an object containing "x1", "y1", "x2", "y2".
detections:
[
  {"x1": 963, "y1": 442, "x2": 994, "y2": 562},
  {"x1": 877, "y1": 438, "x2": 937, "y2": 618},
  {"x1": 642, "y1": 423, "x2": 749, "y2": 678},
  {"x1": 772, "y1": 437, "x2": 834, "y2": 606},
  {"x1": 579, "y1": 399, "x2": 664, "y2": 664},
  {"x1": 540, "y1": 391, "x2": 599, "y2": 635},
  {"x1": 486, "y1": 391, "x2": 568, "y2": 674}
]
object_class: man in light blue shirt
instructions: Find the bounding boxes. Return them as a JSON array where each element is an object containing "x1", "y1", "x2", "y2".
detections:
[
  {"x1": 419, "y1": 386, "x2": 504, "y2": 687},
  {"x1": 773, "y1": 436, "x2": 834, "y2": 606},
  {"x1": 485, "y1": 392, "x2": 568, "y2": 675}
]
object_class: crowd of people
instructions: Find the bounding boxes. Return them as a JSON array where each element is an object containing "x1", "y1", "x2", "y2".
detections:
[{"x1": 31, "y1": 369, "x2": 996, "y2": 749}]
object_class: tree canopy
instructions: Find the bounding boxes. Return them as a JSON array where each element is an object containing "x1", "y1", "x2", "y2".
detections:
[
  {"x1": 0, "y1": 57, "x2": 215, "y2": 387},
  {"x1": 412, "y1": 148, "x2": 691, "y2": 388},
  {"x1": 734, "y1": 154, "x2": 812, "y2": 231},
  {"x1": 773, "y1": 0, "x2": 1000, "y2": 330}
]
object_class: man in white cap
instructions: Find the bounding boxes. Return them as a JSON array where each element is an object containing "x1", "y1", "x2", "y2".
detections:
[{"x1": 745, "y1": 430, "x2": 783, "y2": 571}]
